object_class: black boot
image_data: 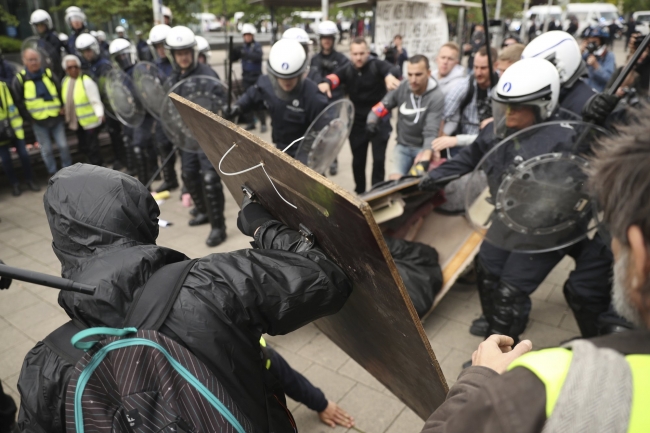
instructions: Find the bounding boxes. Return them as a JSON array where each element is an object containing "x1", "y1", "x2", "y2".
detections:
[
  {"x1": 202, "y1": 171, "x2": 227, "y2": 247},
  {"x1": 147, "y1": 147, "x2": 160, "y2": 182},
  {"x1": 183, "y1": 172, "x2": 209, "y2": 226},
  {"x1": 473, "y1": 256, "x2": 499, "y2": 337},
  {"x1": 133, "y1": 146, "x2": 151, "y2": 190},
  {"x1": 487, "y1": 281, "x2": 530, "y2": 343},
  {"x1": 155, "y1": 144, "x2": 179, "y2": 192},
  {"x1": 329, "y1": 158, "x2": 338, "y2": 176}
]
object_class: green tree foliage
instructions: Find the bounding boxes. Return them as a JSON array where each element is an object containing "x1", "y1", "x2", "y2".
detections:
[{"x1": 0, "y1": 5, "x2": 19, "y2": 27}]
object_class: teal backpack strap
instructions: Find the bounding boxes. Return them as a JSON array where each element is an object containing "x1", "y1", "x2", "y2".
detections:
[{"x1": 71, "y1": 327, "x2": 137, "y2": 350}]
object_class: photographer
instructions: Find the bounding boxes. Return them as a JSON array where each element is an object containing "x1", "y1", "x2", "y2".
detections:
[{"x1": 581, "y1": 26, "x2": 616, "y2": 92}]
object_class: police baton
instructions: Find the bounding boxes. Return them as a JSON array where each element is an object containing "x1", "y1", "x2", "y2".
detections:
[
  {"x1": 227, "y1": 35, "x2": 234, "y2": 112},
  {"x1": 480, "y1": 0, "x2": 497, "y2": 89},
  {"x1": 0, "y1": 263, "x2": 96, "y2": 295}
]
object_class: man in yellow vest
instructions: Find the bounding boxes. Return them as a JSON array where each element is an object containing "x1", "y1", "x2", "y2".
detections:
[
  {"x1": 418, "y1": 107, "x2": 650, "y2": 433},
  {"x1": 61, "y1": 55, "x2": 104, "y2": 166},
  {"x1": 12, "y1": 47, "x2": 71, "y2": 176},
  {"x1": 0, "y1": 80, "x2": 39, "y2": 196}
]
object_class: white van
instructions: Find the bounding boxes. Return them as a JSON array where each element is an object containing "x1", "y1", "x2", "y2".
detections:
[
  {"x1": 632, "y1": 11, "x2": 650, "y2": 35},
  {"x1": 565, "y1": 3, "x2": 620, "y2": 36}
]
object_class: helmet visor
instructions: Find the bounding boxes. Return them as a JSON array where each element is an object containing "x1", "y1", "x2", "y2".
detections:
[
  {"x1": 269, "y1": 73, "x2": 304, "y2": 101},
  {"x1": 492, "y1": 100, "x2": 543, "y2": 138}
]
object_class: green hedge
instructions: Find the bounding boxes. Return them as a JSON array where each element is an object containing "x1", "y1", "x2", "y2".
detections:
[{"x1": 0, "y1": 36, "x2": 23, "y2": 53}]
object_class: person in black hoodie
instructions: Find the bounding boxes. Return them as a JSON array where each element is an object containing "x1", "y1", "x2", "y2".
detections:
[{"x1": 17, "y1": 163, "x2": 352, "y2": 433}]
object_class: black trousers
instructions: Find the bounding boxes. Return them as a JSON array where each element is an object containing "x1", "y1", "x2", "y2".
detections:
[
  {"x1": 268, "y1": 347, "x2": 328, "y2": 413},
  {"x1": 242, "y1": 74, "x2": 266, "y2": 126},
  {"x1": 0, "y1": 381, "x2": 16, "y2": 432},
  {"x1": 105, "y1": 116, "x2": 125, "y2": 162},
  {"x1": 180, "y1": 149, "x2": 217, "y2": 175},
  {"x1": 76, "y1": 126, "x2": 103, "y2": 166},
  {"x1": 348, "y1": 115, "x2": 392, "y2": 194}
]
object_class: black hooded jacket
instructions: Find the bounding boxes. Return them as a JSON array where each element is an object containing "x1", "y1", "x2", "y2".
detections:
[{"x1": 17, "y1": 164, "x2": 352, "y2": 433}]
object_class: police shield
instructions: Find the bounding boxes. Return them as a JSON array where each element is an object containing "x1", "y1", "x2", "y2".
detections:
[
  {"x1": 161, "y1": 75, "x2": 228, "y2": 153},
  {"x1": 465, "y1": 120, "x2": 608, "y2": 253},
  {"x1": 294, "y1": 99, "x2": 354, "y2": 174},
  {"x1": 105, "y1": 69, "x2": 146, "y2": 128},
  {"x1": 132, "y1": 62, "x2": 166, "y2": 120},
  {"x1": 94, "y1": 65, "x2": 118, "y2": 121},
  {"x1": 21, "y1": 36, "x2": 56, "y2": 74}
]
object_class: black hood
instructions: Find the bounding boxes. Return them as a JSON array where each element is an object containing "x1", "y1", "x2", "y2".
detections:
[{"x1": 45, "y1": 164, "x2": 186, "y2": 327}]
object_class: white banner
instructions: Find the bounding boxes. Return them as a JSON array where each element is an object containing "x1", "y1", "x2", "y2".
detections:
[{"x1": 375, "y1": 0, "x2": 449, "y2": 67}]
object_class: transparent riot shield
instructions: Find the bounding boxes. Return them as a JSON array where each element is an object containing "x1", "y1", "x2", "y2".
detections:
[
  {"x1": 132, "y1": 62, "x2": 166, "y2": 120},
  {"x1": 160, "y1": 75, "x2": 228, "y2": 153},
  {"x1": 105, "y1": 69, "x2": 146, "y2": 128},
  {"x1": 21, "y1": 36, "x2": 57, "y2": 76},
  {"x1": 294, "y1": 99, "x2": 354, "y2": 174},
  {"x1": 465, "y1": 120, "x2": 608, "y2": 253}
]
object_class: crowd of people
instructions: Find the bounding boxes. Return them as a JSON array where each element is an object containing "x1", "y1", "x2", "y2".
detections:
[{"x1": 1, "y1": 4, "x2": 650, "y2": 433}]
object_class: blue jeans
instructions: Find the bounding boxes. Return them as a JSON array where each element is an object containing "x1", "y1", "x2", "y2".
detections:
[
  {"x1": 392, "y1": 144, "x2": 423, "y2": 176},
  {"x1": 0, "y1": 139, "x2": 33, "y2": 185},
  {"x1": 32, "y1": 119, "x2": 72, "y2": 174}
]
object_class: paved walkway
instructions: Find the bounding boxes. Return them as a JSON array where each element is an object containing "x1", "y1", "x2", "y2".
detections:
[{"x1": 0, "y1": 37, "x2": 628, "y2": 432}]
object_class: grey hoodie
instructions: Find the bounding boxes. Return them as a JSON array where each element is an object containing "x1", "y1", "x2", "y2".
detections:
[
  {"x1": 431, "y1": 64, "x2": 466, "y2": 95},
  {"x1": 367, "y1": 77, "x2": 445, "y2": 149}
]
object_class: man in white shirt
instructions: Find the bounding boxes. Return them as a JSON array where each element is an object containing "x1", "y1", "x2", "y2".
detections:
[{"x1": 61, "y1": 54, "x2": 104, "y2": 166}]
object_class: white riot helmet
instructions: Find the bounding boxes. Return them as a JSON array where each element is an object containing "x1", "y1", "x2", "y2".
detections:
[
  {"x1": 267, "y1": 39, "x2": 309, "y2": 100},
  {"x1": 65, "y1": 7, "x2": 86, "y2": 30},
  {"x1": 164, "y1": 26, "x2": 198, "y2": 72},
  {"x1": 148, "y1": 24, "x2": 171, "y2": 60},
  {"x1": 76, "y1": 33, "x2": 100, "y2": 60},
  {"x1": 96, "y1": 30, "x2": 107, "y2": 42},
  {"x1": 317, "y1": 20, "x2": 338, "y2": 37},
  {"x1": 115, "y1": 25, "x2": 126, "y2": 35},
  {"x1": 109, "y1": 38, "x2": 137, "y2": 71},
  {"x1": 241, "y1": 23, "x2": 257, "y2": 35},
  {"x1": 58, "y1": 33, "x2": 69, "y2": 43},
  {"x1": 195, "y1": 35, "x2": 211, "y2": 61},
  {"x1": 90, "y1": 30, "x2": 97, "y2": 37},
  {"x1": 282, "y1": 27, "x2": 312, "y2": 45},
  {"x1": 521, "y1": 31, "x2": 586, "y2": 89},
  {"x1": 162, "y1": 6, "x2": 173, "y2": 24},
  {"x1": 491, "y1": 58, "x2": 560, "y2": 137},
  {"x1": 30, "y1": 9, "x2": 53, "y2": 35}
]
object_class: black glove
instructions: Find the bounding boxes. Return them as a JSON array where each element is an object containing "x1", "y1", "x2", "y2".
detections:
[
  {"x1": 222, "y1": 104, "x2": 241, "y2": 121},
  {"x1": 366, "y1": 121, "x2": 378, "y2": 138},
  {"x1": 582, "y1": 93, "x2": 619, "y2": 125},
  {"x1": 237, "y1": 195, "x2": 275, "y2": 237},
  {"x1": 418, "y1": 174, "x2": 442, "y2": 192},
  {"x1": 0, "y1": 260, "x2": 11, "y2": 290}
]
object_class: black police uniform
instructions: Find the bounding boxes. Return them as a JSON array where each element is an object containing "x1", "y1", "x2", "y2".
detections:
[
  {"x1": 423, "y1": 122, "x2": 614, "y2": 340},
  {"x1": 153, "y1": 57, "x2": 178, "y2": 192},
  {"x1": 39, "y1": 30, "x2": 66, "y2": 78},
  {"x1": 309, "y1": 49, "x2": 349, "y2": 101},
  {"x1": 236, "y1": 75, "x2": 329, "y2": 157},
  {"x1": 325, "y1": 57, "x2": 396, "y2": 193},
  {"x1": 231, "y1": 40, "x2": 266, "y2": 128},
  {"x1": 169, "y1": 62, "x2": 227, "y2": 247},
  {"x1": 559, "y1": 79, "x2": 596, "y2": 117}
]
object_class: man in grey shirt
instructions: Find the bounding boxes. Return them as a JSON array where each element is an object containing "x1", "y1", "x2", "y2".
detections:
[
  {"x1": 431, "y1": 42, "x2": 466, "y2": 95},
  {"x1": 367, "y1": 55, "x2": 444, "y2": 178}
]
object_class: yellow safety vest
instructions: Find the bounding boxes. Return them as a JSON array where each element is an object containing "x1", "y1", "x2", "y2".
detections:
[
  {"x1": 62, "y1": 75, "x2": 100, "y2": 129},
  {"x1": 0, "y1": 81, "x2": 24, "y2": 145},
  {"x1": 508, "y1": 348, "x2": 650, "y2": 432},
  {"x1": 16, "y1": 68, "x2": 61, "y2": 121}
]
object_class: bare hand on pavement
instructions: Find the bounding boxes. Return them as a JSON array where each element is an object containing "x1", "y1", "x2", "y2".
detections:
[
  {"x1": 318, "y1": 401, "x2": 355, "y2": 428},
  {"x1": 472, "y1": 335, "x2": 533, "y2": 374}
]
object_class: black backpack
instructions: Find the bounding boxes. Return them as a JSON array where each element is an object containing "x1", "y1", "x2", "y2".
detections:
[{"x1": 43, "y1": 259, "x2": 254, "y2": 433}]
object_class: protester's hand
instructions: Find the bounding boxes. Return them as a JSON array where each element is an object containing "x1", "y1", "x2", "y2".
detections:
[
  {"x1": 414, "y1": 149, "x2": 433, "y2": 164},
  {"x1": 318, "y1": 401, "x2": 355, "y2": 428},
  {"x1": 431, "y1": 136, "x2": 458, "y2": 152},
  {"x1": 471, "y1": 335, "x2": 533, "y2": 374},
  {"x1": 480, "y1": 117, "x2": 494, "y2": 129},
  {"x1": 586, "y1": 55, "x2": 599, "y2": 68},
  {"x1": 432, "y1": 150, "x2": 442, "y2": 163},
  {"x1": 222, "y1": 105, "x2": 241, "y2": 121},
  {"x1": 385, "y1": 74, "x2": 400, "y2": 91},
  {"x1": 237, "y1": 195, "x2": 274, "y2": 237},
  {"x1": 0, "y1": 260, "x2": 11, "y2": 290},
  {"x1": 318, "y1": 82, "x2": 332, "y2": 98},
  {"x1": 582, "y1": 93, "x2": 620, "y2": 124},
  {"x1": 366, "y1": 121, "x2": 378, "y2": 138}
]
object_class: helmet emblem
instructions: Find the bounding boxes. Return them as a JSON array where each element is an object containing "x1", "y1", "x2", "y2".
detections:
[
  {"x1": 503, "y1": 82, "x2": 512, "y2": 92},
  {"x1": 292, "y1": 99, "x2": 299, "y2": 107},
  {"x1": 176, "y1": 36, "x2": 182, "y2": 41},
  {"x1": 281, "y1": 62, "x2": 289, "y2": 70}
]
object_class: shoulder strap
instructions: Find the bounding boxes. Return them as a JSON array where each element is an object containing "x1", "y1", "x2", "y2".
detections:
[
  {"x1": 459, "y1": 76, "x2": 475, "y2": 115},
  {"x1": 123, "y1": 259, "x2": 198, "y2": 329}
]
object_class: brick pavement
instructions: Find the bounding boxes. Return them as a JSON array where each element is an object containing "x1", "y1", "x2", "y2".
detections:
[{"x1": 0, "y1": 38, "x2": 627, "y2": 432}]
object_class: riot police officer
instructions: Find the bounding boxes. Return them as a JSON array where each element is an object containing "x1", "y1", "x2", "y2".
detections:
[
  {"x1": 309, "y1": 20, "x2": 350, "y2": 175},
  {"x1": 420, "y1": 58, "x2": 614, "y2": 343},
  {"x1": 109, "y1": 38, "x2": 159, "y2": 184},
  {"x1": 149, "y1": 23, "x2": 179, "y2": 192},
  {"x1": 165, "y1": 25, "x2": 227, "y2": 247},
  {"x1": 65, "y1": 7, "x2": 88, "y2": 56},
  {"x1": 76, "y1": 33, "x2": 128, "y2": 171},
  {"x1": 196, "y1": 35, "x2": 211, "y2": 64},
  {"x1": 229, "y1": 39, "x2": 329, "y2": 158},
  {"x1": 29, "y1": 9, "x2": 66, "y2": 77},
  {"x1": 230, "y1": 23, "x2": 266, "y2": 132}
]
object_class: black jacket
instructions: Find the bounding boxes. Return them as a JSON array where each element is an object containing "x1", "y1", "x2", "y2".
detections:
[
  {"x1": 237, "y1": 75, "x2": 329, "y2": 153},
  {"x1": 17, "y1": 164, "x2": 352, "y2": 433},
  {"x1": 559, "y1": 79, "x2": 596, "y2": 117},
  {"x1": 309, "y1": 50, "x2": 350, "y2": 101}
]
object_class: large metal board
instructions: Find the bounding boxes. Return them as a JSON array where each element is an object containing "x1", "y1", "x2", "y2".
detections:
[{"x1": 171, "y1": 93, "x2": 448, "y2": 420}]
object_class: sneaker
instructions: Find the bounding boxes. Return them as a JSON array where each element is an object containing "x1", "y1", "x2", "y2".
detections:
[{"x1": 469, "y1": 315, "x2": 488, "y2": 336}]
